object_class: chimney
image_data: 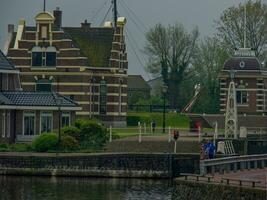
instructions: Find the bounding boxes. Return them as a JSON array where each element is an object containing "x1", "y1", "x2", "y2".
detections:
[
  {"x1": 53, "y1": 7, "x2": 62, "y2": 30},
  {"x1": 8, "y1": 24, "x2": 14, "y2": 33},
  {"x1": 81, "y1": 19, "x2": 91, "y2": 31}
]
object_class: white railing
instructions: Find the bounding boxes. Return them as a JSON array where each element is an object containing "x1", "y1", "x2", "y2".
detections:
[{"x1": 200, "y1": 154, "x2": 267, "y2": 175}]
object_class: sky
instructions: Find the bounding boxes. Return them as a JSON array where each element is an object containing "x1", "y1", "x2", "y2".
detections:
[{"x1": 1, "y1": 0, "x2": 264, "y2": 80}]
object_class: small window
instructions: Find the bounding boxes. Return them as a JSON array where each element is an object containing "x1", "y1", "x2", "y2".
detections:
[
  {"x1": 40, "y1": 112, "x2": 53, "y2": 134},
  {"x1": 23, "y1": 112, "x2": 35, "y2": 136},
  {"x1": 46, "y1": 46, "x2": 57, "y2": 67},
  {"x1": 62, "y1": 112, "x2": 71, "y2": 128},
  {"x1": 236, "y1": 90, "x2": 248, "y2": 104},
  {"x1": 36, "y1": 79, "x2": 52, "y2": 92},
  {"x1": 32, "y1": 52, "x2": 42, "y2": 67}
]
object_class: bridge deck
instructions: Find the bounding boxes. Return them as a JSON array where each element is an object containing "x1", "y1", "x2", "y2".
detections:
[{"x1": 213, "y1": 169, "x2": 267, "y2": 188}]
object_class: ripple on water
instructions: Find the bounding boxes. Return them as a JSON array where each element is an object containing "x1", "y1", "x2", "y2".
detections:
[{"x1": 0, "y1": 176, "x2": 173, "y2": 200}]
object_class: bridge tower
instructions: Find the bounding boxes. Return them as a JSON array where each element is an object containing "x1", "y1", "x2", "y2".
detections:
[{"x1": 225, "y1": 69, "x2": 238, "y2": 139}]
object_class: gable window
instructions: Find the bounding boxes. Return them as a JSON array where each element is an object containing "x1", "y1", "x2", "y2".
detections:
[
  {"x1": 236, "y1": 90, "x2": 248, "y2": 104},
  {"x1": 31, "y1": 46, "x2": 57, "y2": 67},
  {"x1": 23, "y1": 112, "x2": 35, "y2": 136},
  {"x1": 99, "y1": 80, "x2": 107, "y2": 115},
  {"x1": 40, "y1": 112, "x2": 53, "y2": 134},
  {"x1": 36, "y1": 79, "x2": 52, "y2": 92},
  {"x1": 46, "y1": 46, "x2": 57, "y2": 67},
  {"x1": 62, "y1": 112, "x2": 71, "y2": 127},
  {"x1": 32, "y1": 46, "x2": 43, "y2": 67}
]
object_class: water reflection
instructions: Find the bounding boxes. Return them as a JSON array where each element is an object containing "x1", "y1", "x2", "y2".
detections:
[{"x1": 0, "y1": 176, "x2": 173, "y2": 200}]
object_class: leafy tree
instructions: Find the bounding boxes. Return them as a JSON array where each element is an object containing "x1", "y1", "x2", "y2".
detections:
[
  {"x1": 192, "y1": 37, "x2": 229, "y2": 113},
  {"x1": 215, "y1": 0, "x2": 267, "y2": 59},
  {"x1": 144, "y1": 23, "x2": 199, "y2": 109}
]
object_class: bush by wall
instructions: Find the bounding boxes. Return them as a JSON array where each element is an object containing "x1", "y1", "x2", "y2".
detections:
[
  {"x1": 60, "y1": 135, "x2": 79, "y2": 151},
  {"x1": 32, "y1": 133, "x2": 58, "y2": 152}
]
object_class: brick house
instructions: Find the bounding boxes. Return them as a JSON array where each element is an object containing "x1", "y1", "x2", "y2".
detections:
[
  {"x1": 0, "y1": 50, "x2": 80, "y2": 143},
  {"x1": 188, "y1": 48, "x2": 267, "y2": 130},
  {"x1": 219, "y1": 48, "x2": 266, "y2": 114},
  {"x1": 5, "y1": 8, "x2": 128, "y2": 127}
]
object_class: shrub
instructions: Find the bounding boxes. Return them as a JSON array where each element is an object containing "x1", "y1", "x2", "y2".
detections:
[
  {"x1": 61, "y1": 126, "x2": 81, "y2": 141},
  {"x1": 77, "y1": 120, "x2": 109, "y2": 150},
  {"x1": 60, "y1": 135, "x2": 79, "y2": 151},
  {"x1": 10, "y1": 144, "x2": 32, "y2": 152},
  {"x1": 32, "y1": 133, "x2": 58, "y2": 152}
]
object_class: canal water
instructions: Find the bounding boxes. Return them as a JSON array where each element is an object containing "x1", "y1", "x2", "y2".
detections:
[{"x1": 0, "y1": 176, "x2": 173, "y2": 200}]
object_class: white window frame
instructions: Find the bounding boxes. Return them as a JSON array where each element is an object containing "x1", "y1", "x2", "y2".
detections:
[
  {"x1": 61, "y1": 112, "x2": 71, "y2": 127},
  {"x1": 2, "y1": 112, "x2": 5, "y2": 138},
  {"x1": 40, "y1": 112, "x2": 53, "y2": 134},
  {"x1": 236, "y1": 90, "x2": 248, "y2": 105},
  {"x1": 23, "y1": 112, "x2": 36, "y2": 136}
]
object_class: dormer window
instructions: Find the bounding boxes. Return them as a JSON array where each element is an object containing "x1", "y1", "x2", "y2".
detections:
[
  {"x1": 46, "y1": 46, "x2": 57, "y2": 66},
  {"x1": 31, "y1": 46, "x2": 57, "y2": 67},
  {"x1": 32, "y1": 46, "x2": 42, "y2": 67}
]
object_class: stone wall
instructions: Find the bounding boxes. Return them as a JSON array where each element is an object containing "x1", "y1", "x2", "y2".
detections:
[
  {"x1": 173, "y1": 180, "x2": 266, "y2": 200},
  {"x1": 0, "y1": 153, "x2": 200, "y2": 178}
]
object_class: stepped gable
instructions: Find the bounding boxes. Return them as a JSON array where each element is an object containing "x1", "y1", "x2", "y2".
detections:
[
  {"x1": 63, "y1": 26, "x2": 114, "y2": 68},
  {"x1": 223, "y1": 48, "x2": 261, "y2": 71}
]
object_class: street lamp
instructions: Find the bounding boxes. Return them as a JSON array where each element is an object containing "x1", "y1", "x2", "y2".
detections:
[
  {"x1": 162, "y1": 84, "x2": 168, "y2": 133},
  {"x1": 90, "y1": 77, "x2": 96, "y2": 119},
  {"x1": 56, "y1": 97, "x2": 63, "y2": 148}
]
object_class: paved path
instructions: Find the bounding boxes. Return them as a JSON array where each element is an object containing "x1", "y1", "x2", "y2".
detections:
[{"x1": 213, "y1": 169, "x2": 267, "y2": 188}]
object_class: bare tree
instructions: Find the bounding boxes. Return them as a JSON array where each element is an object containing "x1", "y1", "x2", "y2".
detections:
[
  {"x1": 144, "y1": 23, "x2": 199, "y2": 108},
  {"x1": 216, "y1": 0, "x2": 267, "y2": 59}
]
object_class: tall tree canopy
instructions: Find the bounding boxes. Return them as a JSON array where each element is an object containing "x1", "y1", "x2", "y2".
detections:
[
  {"x1": 192, "y1": 37, "x2": 229, "y2": 113},
  {"x1": 216, "y1": 0, "x2": 267, "y2": 59},
  {"x1": 144, "y1": 23, "x2": 199, "y2": 108}
]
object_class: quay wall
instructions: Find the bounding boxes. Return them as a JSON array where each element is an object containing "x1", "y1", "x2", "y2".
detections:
[
  {"x1": 173, "y1": 179, "x2": 266, "y2": 200},
  {"x1": 0, "y1": 153, "x2": 199, "y2": 178}
]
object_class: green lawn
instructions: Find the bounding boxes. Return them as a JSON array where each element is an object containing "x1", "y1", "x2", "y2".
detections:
[
  {"x1": 127, "y1": 111, "x2": 189, "y2": 128},
  {"x1": 111, "y1": 112, "x2": 190, "y2": 138}
]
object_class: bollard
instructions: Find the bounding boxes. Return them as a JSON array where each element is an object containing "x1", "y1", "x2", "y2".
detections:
[
  {"x1": 144, "y1": 123, "x2": 147, "y2": 134},
  {"x1": 214, "y1": 121, "x2": 218, "y2": 144},
  {"x1": 139, "y1": 124, "x2": 142, "y2": 143},
  {"x1": 198, "y1": 126, "x2": 201, "y2": 143},
  {"x1": 109, "y1": 125, "x2": 112, "y2": 142},
  {"x1": 174, "y1": 140, "x2": 177, "y2": 153},
  {"x1": 168, "y1": 126, "x2": 171, "y2": 143}
]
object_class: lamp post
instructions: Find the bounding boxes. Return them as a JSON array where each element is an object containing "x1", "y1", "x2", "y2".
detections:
[
  {"x1": 56, "y1": 98, "x2": 63, "y2": 148},
  {"x1": 90, "y1": 77, "x2": 96, "y2": 119},
  {"x1": 162, "y1": 84, "x2": 168, "y2": 133}
]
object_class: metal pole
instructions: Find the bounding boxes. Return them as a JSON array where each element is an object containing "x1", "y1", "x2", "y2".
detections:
[
  {"x1": 163, "y1": 92, "x2": 166, "y2": 133},
  {"x1": 109, "y1": 125, "x2": 112, "y2": 142},
  {"x1": 198, "y1": 126, "x2": 201, "y2": 143},
  {"x1": 144, "y1": 123, "x2": 146, "y2": 134},
  {"x1": 214, "y1": 121, "x2": 218, "y2": 144},
  {"x1": 168, "y1": 126, "x2": 171, "y2": 143},
  {"x1": 139, "y1": 124, "x2": 142, "y2": 143},
  {"x1": 58, "y1": 106, "x2": 61, "y2": 148}
]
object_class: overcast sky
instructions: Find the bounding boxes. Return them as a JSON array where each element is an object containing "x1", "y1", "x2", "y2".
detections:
[{"x1": 1, "y1": 0, "x2": 265, "y2": 80}]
